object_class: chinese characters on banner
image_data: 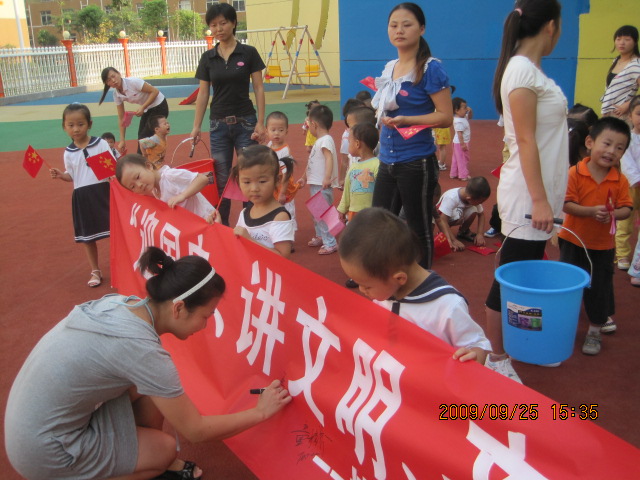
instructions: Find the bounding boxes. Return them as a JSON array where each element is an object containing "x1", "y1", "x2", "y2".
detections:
[{"x1": 110, "y1": 182, "x2": 639, "y2": 480}]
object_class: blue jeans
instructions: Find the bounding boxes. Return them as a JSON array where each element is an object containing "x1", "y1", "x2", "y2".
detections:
[
  {"x1": 372, "y1": 155, "x2": 439, "y2": 269},
  {"x1": 209, "y1": 114, "x2": 257, "y2": 225},
  {"x1": 309, "y1": 185, "x2": 337, "y2": 248}
]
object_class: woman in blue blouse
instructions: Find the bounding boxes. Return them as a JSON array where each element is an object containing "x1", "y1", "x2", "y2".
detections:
[{"x1": 372, "y1": 2, "x2": 453, "y2": 268}]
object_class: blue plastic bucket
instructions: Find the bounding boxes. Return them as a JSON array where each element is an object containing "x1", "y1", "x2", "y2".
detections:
[{"x1": 496, "y1": 260, "x2": 590, "y2": 365}]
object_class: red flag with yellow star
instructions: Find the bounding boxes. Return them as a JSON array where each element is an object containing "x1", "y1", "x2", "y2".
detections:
[
  {"x1": 86, "y1": 151, "x2": 116, "y2": 180},
  {"x1": 23, "y1": 145, "x2": 45, "y2": 178}
]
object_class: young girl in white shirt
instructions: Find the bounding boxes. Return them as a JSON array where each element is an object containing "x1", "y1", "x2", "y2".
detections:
[
  {"x1": 115, "y1": 154, "x2": 219, "y2": 224},
  {"x1": 229, "y1": 145, "x2": 295, "y2": 258},
  {"x1": 50, "y1": 104, "x2": 112, "y2": 288}
]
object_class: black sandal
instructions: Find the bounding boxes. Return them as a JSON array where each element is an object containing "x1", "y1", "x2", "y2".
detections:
[{"x1": 155, "y1": 460, "x2": 202, "y2": 480}]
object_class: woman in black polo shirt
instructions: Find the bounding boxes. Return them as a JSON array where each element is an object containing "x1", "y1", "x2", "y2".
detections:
[{"x1": 191, "y1": 3, "x2": 266, "y2": 225}]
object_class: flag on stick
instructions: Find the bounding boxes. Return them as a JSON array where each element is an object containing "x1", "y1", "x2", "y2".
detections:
[
  {"x1": 86, "y1": 151, "x2": 116, "y2": 180},
  {"x1": 23, "y1": 145, "x2": 49, "y2": 178},
  {"x1": 217, "y1": 178, "x2": 248, "y2": 210}
]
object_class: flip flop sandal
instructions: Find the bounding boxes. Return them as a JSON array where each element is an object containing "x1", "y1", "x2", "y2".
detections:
[
  {"x1": 88, "y1": 270, "x2": 102, "y2": 288},
  {"x1": 155, "y1": 460, "x2": 202, "y2": 480}
]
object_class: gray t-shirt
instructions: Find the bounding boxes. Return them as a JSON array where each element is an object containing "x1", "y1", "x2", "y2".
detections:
[{"x1": 5, "y1": 294, "x2": 184, "y2": 480}]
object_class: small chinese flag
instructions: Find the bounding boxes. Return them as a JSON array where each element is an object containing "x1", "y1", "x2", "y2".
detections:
[
  {"x1": 86, "y1": 151, "x2": 116, "y2": 180},
  {"x1": 359, "y1": 76, "x2": 378, "y2": 92},
  {"x1": 395, "y1": 124, "x2": 434, "y2": 140},
  {"x1": 23, "y1": 145, "x2": 44, "y2": 178},
  {"x1": 221, "y1": 178, "x2": 248, "y2": 202},
  {"x1": 121, "y1": 111, "x2": 135, "y2": 127}
]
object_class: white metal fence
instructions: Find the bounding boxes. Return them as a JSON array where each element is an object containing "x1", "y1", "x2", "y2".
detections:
[{"x1": 0, "y1": 27, "x2": 329, "y2": 98}]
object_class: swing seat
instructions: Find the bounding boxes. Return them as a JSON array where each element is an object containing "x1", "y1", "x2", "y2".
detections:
[
  {"x1": 266, "y1": 65, "x2": 289, "y2": 78},
  {"x1": 297, "y1": 64, "x2": 320, "y2": 78}
]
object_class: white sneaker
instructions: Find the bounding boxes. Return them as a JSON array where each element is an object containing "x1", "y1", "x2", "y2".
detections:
[
  {"x1": 484, "y1": 355, "x2": 523, "y2": 384},
  {"x1": 617, "y1": 258, "x2": 630, "y2": 270}
]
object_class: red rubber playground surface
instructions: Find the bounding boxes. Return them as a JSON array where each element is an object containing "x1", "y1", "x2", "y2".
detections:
[{"x1": 1, "y1": 119, "x2": 639, "y2": 479}]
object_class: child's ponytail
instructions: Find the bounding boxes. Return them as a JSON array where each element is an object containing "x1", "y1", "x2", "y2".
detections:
[{"x1": 279, "y1": 156, "x2": 295, "y2": 184}]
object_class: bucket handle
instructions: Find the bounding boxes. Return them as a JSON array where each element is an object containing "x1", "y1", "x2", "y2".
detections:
[
  {"x1": 495, "y1": 216, "x2": 593, "y2": 288},
  {"x1": 170, "y1": 137, "x2": 211, "y2": 166}
]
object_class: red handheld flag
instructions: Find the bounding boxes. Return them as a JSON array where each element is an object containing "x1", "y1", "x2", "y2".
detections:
[
  {"x1": 394, "y1": 124, "x2": 434, "y2": 140},
  {"x1": 359, "y1": 76, "x2": 377, "y2": 92},
  {"x1": 23, "y1": 145, "x2": 45, "y2": 178},
  {"x1": 121, "y1": 111, "x2": 135, "y2": 128},
  {"x1": 86, "y1": 151, "x2": 116, "y2": 180},
  {"x1": 221, "y1": 178, "x2": 248, "y2": 202}
]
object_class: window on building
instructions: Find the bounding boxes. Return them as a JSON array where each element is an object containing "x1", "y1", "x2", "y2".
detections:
[
  {"x1": 206, "y1": 0, "x2": 219, "y2": 9},
  {"x1": 105, "y1": 5, "x2": 112, "y2": 13},
  {"x1": 179, "y1": 0, "x2": 191, "y2": 10},
  {"x1": 40, "y1": 10, "x2": 52, "y2": 25},
  {"x1": 232, "y1": 0, "x2": 245, "y2": 12},
  {"x1": 136, "y1": 3, "x2": 144, "y2": 12}
]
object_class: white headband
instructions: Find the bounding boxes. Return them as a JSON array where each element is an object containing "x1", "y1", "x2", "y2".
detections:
[{"x1": 172, "y1": 268, "x2": 216, "y2": 304}]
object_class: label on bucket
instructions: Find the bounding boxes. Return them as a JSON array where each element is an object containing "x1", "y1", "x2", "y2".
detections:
[{"x1": 506, "y1": 302, "x2": 542, "y2": 331}]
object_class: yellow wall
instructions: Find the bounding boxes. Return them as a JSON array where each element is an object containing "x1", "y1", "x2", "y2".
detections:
[
  {"x1": 574, "y1": 0, "x2": 640, "y2": 113},
  {"x1": 245, "y1": 0, "x2": 339, "y2": 87},
  {"x1": 0, "y1": 0, "x2": 30, "y2": 47}
]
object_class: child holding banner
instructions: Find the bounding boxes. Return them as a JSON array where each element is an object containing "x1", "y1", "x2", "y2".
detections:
[
  {"x1": 5, "y1": 246, "x2": 291, "y2": 480},
  {"x1": 230, "y1": 145, "x2": 295, "y2": 258},
  {"x1": 115, "y1": 153, "x2": 219, "y2": 224},
  {"x1": 339, "y1": 207, "x2": 491, "y2": 364},
  {"x1": 50, "y1": 103, "x2": 111, "y2": 288}
]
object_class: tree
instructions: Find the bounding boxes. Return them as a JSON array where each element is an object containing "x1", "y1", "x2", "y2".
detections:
[
  {"x1": 108, "y1": 7, "x2": 145, "y2": 41},
  {"x1": 170, "y1": 10, "x2": 205, "y2": 41},
  {"x1": 75, "y1": 6, "x2": 104, "y2": 37},
  {"x1": 111, "y1": 0, "x2": 132, "y2": 10},
  {"x1": 37, "y1": 30, "x2": 59, "y2": 46},
  {"x1": 140, "y1": 0, "x2": 169, "y2": 36}
]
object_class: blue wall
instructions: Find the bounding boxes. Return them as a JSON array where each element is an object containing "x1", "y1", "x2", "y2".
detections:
[{"x1": 339, "y1": 0, "x2": 589, "y2": 120}]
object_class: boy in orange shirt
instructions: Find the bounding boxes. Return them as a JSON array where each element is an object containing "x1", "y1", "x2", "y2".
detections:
[{"x1": 558, "y1": 117, "x2": 633, "y2": 356}]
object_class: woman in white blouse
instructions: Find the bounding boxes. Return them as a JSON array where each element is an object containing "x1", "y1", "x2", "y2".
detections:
[{"x1": 484, "y1": 0, "x2": 568, "y2": 383}]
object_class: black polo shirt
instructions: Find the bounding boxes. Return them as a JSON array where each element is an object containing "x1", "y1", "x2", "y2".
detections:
[{"x1": 195, "y1": 42, "x2": 265, "y2": 119}]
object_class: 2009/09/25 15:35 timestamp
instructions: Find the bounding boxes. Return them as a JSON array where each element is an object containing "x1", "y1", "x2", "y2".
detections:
[
  {"x1": 438, "y1": 403, "x2": 599, "y2": 421},
  {"x1": 551, "y1": 403, "x2": 598, "y2": 420}
]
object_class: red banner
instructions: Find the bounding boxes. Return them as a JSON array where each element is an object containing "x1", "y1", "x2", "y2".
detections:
[{"x1": 110, "y1": 182, "x2": 639, "y2": 480}]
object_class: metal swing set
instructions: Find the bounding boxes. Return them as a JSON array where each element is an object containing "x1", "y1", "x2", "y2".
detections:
[{"x1": 263, "y1": 25, "x2": 334, "y2": 99}]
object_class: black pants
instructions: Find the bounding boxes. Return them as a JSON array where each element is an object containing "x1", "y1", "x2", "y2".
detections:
[
  {"x1": 373, "y1": 155, "x2": 439, "y2": 269},
  {"x1": 559, "y1": 239, "x2": 614, "y2": 325},
  {"x1": 485, "y1": 237, "x2": 547, "y2": 311}
]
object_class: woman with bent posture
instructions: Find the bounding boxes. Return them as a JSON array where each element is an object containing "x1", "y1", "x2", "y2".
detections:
[{"x1": 5, "y1": 247, "x2": 290, "y2": 480}]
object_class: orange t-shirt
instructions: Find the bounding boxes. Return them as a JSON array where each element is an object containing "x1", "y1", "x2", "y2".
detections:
[{"x1": 558, "y1": 158, "x2": 632, "y2": 250}]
